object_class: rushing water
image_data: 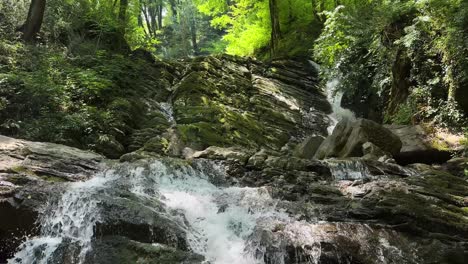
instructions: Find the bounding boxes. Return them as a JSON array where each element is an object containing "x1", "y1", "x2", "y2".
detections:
[
  {"x1": 9, "y1": 171, "x2": 116, "y2": 264},
  {"x1": 8, "y1": 160, "x2": 290, "y2": 264},
  {"x1": 324, "y1": 79, "x2": 355, "y2": 134},
  {"x1": 158, "y1": 102, "x2": 175, "y2": 125},
  {"x1": 9, "y1": 159, "x2": 419, "y2": 264}
]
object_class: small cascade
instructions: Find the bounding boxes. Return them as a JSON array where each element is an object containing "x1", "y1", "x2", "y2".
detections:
[
  {"x1": 8, "y1": 158, "x2": 421, "y2": 264},
  {"x1": 324, "y1": 79, "x2": 355, "y2": 134},
  {"x1": 326, "y1": 159, "x2": 370, "y2": 180},
  {"x1": 159, "y1": 102, "x2": 176, "y2": 125},
  {"x1": 136, "y1": 160, "x2": 290, "y2": 264},
  {"x1": 9, "y1": 159, "x2": 309, "y2": 264},
  {"x1": 9, "y1": 171, "x2": 116, "y2": 264}
]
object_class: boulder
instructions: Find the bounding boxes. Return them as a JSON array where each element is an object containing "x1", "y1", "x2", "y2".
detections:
[
  {"x1": 85, "y1": 236, "x2": 203, "y2": 264},
  {"x1": 0, "y1": 135, "x2": 105, "y2": 262},
  {"x1": 187, "y1": 146, "x2": 255, "y2": 164},
  {"x1": 385, "y1": 125, "x2": 452, "y2": 165},
  {"x1": 444, "y1": 157, "x2": 468, "y2": 177},
  {"x1": 293, "y1": 135, "x2": 325, "y2": 159},
  {"x1": 314, "y1": 118, "x2": 402, "y2": 159},
  {"x1": 0, "y1": 135, "x2": 104, "y2": 182}
]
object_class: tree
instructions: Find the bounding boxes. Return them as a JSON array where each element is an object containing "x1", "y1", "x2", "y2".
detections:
[
  {"x1": 119, "y1": 0, "x2": 129, "y2": 30},
  {"x1": 22, "y1": 0, "x2": 47, "y2": 42},
  {"x1": 269, "y1": 0, "x2": 281, "y2": 56}
]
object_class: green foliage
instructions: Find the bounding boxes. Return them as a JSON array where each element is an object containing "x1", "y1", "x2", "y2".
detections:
[
  {"x1": 0, "y1": 38, "x2": 158, "y2": 157},
  {"x1": 197, "y1": 0, "x2": 317, "y2": 56},
  {"x1": 314, "y1": 0, "x2": 468, "y2": 130},
  {"x1": 390, "y1": 101, "x2": 414, "y2": 125}
]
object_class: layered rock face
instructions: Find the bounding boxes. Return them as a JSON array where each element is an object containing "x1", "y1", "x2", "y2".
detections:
[{"x1": 127, "y1": 55, "x2": 331, "y2": 158}]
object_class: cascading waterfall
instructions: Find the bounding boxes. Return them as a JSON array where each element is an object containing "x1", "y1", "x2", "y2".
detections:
[
  {"x1": 9, "y1": 159, "x2": 319, "y2": 264},
  {"x1": 8, "y1": 158, "x2": 422, "y2": 264},
  {"x1": 158, "y1": 102, "x2": 175, "y2": 125},
  {"x1": 324, "y1": 79, "x2": 355, "y2": 134},
  {"x1": 9, "y1": 171, "x2": 116, "y2": 264},
  {"x1": 326, "y1": 159, "x2": 371, "y2": 180},
  {"x1": 132, "y1": 160, "x2": 292, "y2": 264},
  {"x1": 307, "y1": 61, "x2": 355, "y2": 135}
]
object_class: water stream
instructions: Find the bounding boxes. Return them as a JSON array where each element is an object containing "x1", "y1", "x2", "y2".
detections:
[
  {"x1": 9, "y1": 171, "x2": 116, "y2": 264},
  {"x1": 324, "y1": 79, "x2": 355, "y2": 134},
  {"x1": 8, "y1": 158, "x2": 423, "y2": 264},
  {"x1": 7, "y1": 160, "x2": 292, "y2": 264}
]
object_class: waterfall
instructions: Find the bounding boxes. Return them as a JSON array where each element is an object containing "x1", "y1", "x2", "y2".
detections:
[
  {"x1": 9, "y1": 171, "x2": 116, "y2": 264},
  {"x1": 159, "y1": 102, "x2": 176, "y2": 125},
  {"x1": 8, "y1": 158, "x2": 423, "y2": 263},
  {"x1": 325, "y1": 79, "x2": 355, "y2": 135},
  {"x1": 137, "y1": 160, "x2": 291, "y2": 264},
  {"x1": 7, "y1": 159, "x2": 301, "y2": 264},
  {"x1": 307, "y1": 61, "x2": 355, "y2": 135},
  {"x1": 326, "y1": 159, "x2": 370, "y2": 180}
]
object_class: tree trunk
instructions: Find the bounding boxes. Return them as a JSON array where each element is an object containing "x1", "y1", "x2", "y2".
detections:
[
  {"x1": 169, "y1": 0, "x2": 178, "y2": 20},
  {"x1": 119, "y1": 0, "x2": 129, "y2": 30},
  {"x1": 22, "y1": 0, "x2": 47, "y2": 42},
  {"x1": 118, "y1": 0, "x2": 129, "y2": 49},
  {"x1": 269, "y1": 0, "x2": 281, "y2": 57},
  {"x1": 190, "y1": 15, "x2": 198, "y2": 55},
  {"x1": 149, "y1": 4, "x2": 158, "y2": 34},
  {"x1": 157, "y1": 4, "x2": 163, "y2": 30}
]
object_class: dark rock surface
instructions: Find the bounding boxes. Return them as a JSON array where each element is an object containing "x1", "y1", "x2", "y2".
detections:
[
  {"x1": 314, "y1": 118, "x2": 402, "y2": 160},
  {"x1": 85, "y1": 236, "x2": 203, "y2": 264},
  {"x1": 2, "y1": 134, "x2": 468, "y2": 264},
  {"x1": 386, "y1": 125, "x2": 453, "y2": 165},
  {"x1": 122, "y1": 55, "x2": 331, "y2": 159}
]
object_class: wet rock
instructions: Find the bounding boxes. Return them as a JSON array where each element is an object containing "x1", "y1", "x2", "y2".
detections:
[
  {"x1": 314, "y1": 118, "x2": 402, "y2": 159},
  {"x1": 188, "y1": 146, "x2": 255, "y2": 164},
  {"x1": 96, "y1": 190, "x2": 189, "y2": 250},
  {"x1": 362, "y1": 141, "x2": 394, "y2": 162},
  {"x1": 0, "y1": 135, "x2": 105, "y2": 262},
  {"x1": 385, "y1": 125, "x2": 452, "y2": 165},
  {"x1": 293, "y1": 135, "x2": 325, "y2": 159},
  {"x1": 248, "y1": 221, "x2": 452, "y2": 264},
  {"x1": 85, "y1": 236, "x2": 204, "y2": 264},
  {"x1": 0, "y1": 135, "x2": 104, "y2": 182},
  {"x1": 0, "y1": 182, "x2": 65, "y2": 262},
  {"x1": 444, "y1": 157, "x2": 468, "y2": 177},
  {"x1": 171, "y1": 56, "x2": 330, "y2": 153}
]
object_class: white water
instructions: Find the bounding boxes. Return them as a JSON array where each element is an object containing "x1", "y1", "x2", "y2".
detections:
[
  {"x1": 326, "y1": 159, "x2": 370, "y2": 180},
  {"x1": 159, "y1": 102, "x2": 175, "y2": 124},
  {"x1": 144, "y1": 161, "x2": 290, "y2": 264},
  {"x1": 325, "y1": 79, "x2": 355, "y2": 135},
  {"x1": 9, "y1": 160, "x2": 299, "y2": 264},
  {"x1": 9, "y1": 170, "x2": 116, "y2": 264},
  {"x1": 8, "y1": 159, "x2": 418, "y2": 264}
]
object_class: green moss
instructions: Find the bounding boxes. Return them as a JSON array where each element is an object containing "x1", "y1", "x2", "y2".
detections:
[
  {"x1": 10, "y1": 166, "x2": 36, "y2": 176},
  {"x1": 430, "y1": 139, "x2": 451, "y2": 151},
  {"x1": 6, "y1": 174, "x2": 32, "y2": 185},
  {"x1": 143, "y1": 137, "x2": 166, "y2": 153}
]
